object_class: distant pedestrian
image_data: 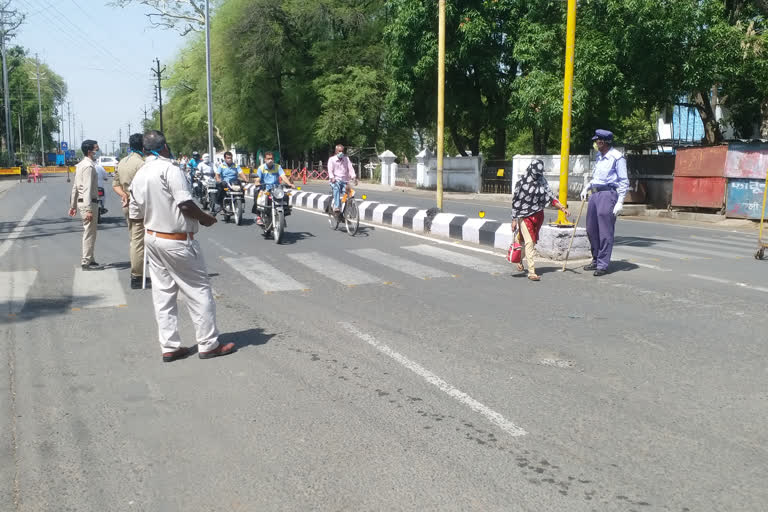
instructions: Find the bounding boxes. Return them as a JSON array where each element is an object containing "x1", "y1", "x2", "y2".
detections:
[
  {"x1": 510, "y1": 159, "x2": 570, "y2": 281},
  {"x1": 580, "y1": 129, "x2": 629, "y2": 276},
  {"x1": 130, "y1": 130, "x2": 235, "y2": 362},
  {"x1": 113, "y1": 134, "x2": 148, "y2": 289},
  {"x1": 68, "y1": 140, "x2": 102, "y2": 271}
]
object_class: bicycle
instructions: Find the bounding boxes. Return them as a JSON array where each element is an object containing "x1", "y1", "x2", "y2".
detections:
[{"x1": 327, "y1": 182, "x2": 359, "y2": 236}]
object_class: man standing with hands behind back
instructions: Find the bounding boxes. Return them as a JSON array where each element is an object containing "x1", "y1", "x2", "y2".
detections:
[
  {"x1": 69, "y1": 139, "x2": 102, "y2": 271},
  {"x1": 113, "y1": 133, "x2": 148, "y2": 289},
  {"x1": 130, "y1": 130, "x2": 236, "y2": 362}
]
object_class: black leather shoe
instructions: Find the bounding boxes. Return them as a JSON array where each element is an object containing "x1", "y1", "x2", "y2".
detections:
[
  {"x1": 593, "y1": 269, "x2": 608, "y2": 276},
  {"x1": 583, "y1": 263, "x2": 598, "y2": 271}
]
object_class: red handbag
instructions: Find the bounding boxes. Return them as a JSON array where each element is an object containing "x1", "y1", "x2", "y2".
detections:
[{"x1": 506, "y1": 240, "x2": 522, "y2": 264}]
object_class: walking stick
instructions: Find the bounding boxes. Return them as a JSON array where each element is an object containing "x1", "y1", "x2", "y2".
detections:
[{"x1": 561, "y1": 196, "x2": 587, "y2": 272}]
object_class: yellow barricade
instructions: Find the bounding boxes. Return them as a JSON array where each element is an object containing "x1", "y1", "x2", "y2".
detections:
[{"x1": 0, "y1": 167, "x2": 21, "y2": 175}]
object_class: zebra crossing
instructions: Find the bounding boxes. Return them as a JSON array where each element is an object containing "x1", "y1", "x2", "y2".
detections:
[
  {"x1": 0, "y1": 243, "x2": 510, "y2": 314},
  {"x1": 613, "y1": 233, "x2": 759, "y2": 263}
]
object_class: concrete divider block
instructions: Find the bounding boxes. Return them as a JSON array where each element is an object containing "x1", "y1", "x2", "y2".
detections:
[
  {"x1": 412, "y1": 210, "x2": 428, "y2": 232},
  {"x1": 372, "y1": 204, "x2": 398, "y2": 224},
  {"x1": 431, "y1": 213, "x2": 464, "y2": 238},
  {"x1": 536, "y1": 225, "x2": 590, "y2": 260},
  {"x1": 461, "y1": 219, "x2": 488, "y2": 245},
  {"x1": 494, "y1": 223, "x2": 515, "y2": 249},
  {"x1": 392, "y1": 207, "x2": 417, "y2": 228}
]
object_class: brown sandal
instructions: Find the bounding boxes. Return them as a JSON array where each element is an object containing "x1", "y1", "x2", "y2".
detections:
[{"x1": 528, "y1": 274, "x2": 540, "y2": 281}]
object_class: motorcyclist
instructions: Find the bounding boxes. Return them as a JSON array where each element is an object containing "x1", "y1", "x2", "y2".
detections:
[
  {"x1": 188, "y1": 151, "x2": 200, "y2": 182},
  {"x1": 253, "y1": 151, "x2": 294, "y2": 226},
  {"x1": 214, "y1": 151, "x2": 248, "y2": 213},
  {"x1": 198, "y1": 153, "x2": 215, "y2": 179}
]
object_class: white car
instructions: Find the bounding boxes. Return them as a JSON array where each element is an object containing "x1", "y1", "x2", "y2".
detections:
[{"x1": 97, "y1": 156, "x2": 118, "y2": 175}]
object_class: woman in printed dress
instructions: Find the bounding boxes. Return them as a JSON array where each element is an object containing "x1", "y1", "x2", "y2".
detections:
[{"x1": 511, "y1": 159, "x2": 570, "y2": 281}]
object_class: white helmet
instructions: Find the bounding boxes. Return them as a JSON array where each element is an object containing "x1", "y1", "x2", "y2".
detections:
[{"x1": 202, "y1": 153, "x2": 210, "y2": 163}]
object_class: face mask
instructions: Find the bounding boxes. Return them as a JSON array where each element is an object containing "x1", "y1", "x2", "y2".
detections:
[
  {"x1": 267, "y1": 161, "x2": 274, "y2": 169},
  {"x1": 337, "y1": 152, "x2": 344, "y2": 159},
  {"x1": 593, "y1": 142, "x2": 599, "y2": 152}
]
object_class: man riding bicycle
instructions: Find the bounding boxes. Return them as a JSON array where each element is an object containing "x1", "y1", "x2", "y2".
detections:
[
  {"x1": 253, "y1": 151, "x2": 294, "y2": 226},
  {"x1": 327, "y1": 144, "x2": 358, "y2": 213},
  {"x1": 214, "y1": 151, "x2": 248, "y2": 213}
]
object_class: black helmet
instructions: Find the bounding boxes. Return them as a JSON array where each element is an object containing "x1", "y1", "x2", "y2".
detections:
[{"x1": 192, "y1": 151, "x2": 200, "y2": 159}]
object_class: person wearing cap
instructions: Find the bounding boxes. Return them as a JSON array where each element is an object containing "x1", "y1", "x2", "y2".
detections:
[
  {"x1": 113, "y1": 134, "x2": 148, "y2": 289},
  {"x1": 580, "y1": 129, "x2": 629, "y2": 276},
  {"x1": 130, "y1": 130, "x2": 236, "y2": 362}
]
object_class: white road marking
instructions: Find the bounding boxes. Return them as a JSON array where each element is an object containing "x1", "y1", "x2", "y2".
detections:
[
  {"x1": 71, "y1": 268, "x2": 127, "y2": 309},
  {"x1": 223, "y1": 256, "x2": 307, "y2": 292},
  {"x1": 403, "y1": 244, "x2": 510, "y2": 274},
  {"x1": 349, "y1": 248, "x2": 451, "y2": 279},
  {"x1": 688, "y1": 274, "x2": 768, "y2": 294},
  {"x1": 620, "y1": 260, "x2": 672, "y2": 272},
  {"x1": 646, "y1": 240, "x2": 741, "y2": 259},
  {"x1": 689, "y1": 234, "x2": 756, "y2": 247},
  {"x1": 614, "y1": 245, "x2": 705, "y2": 260},
  {"x1": 0, "y1": 196, "x2": 46, "y2": 259},
  {"x1": 0, "y1": 271, "x2": 38, "y2": 314},
  {"x1": 287, "y1": 252, "x2": 384, "y2": 286},
  {"x1": 340, "y1": 321, "x2": 527, "y2": 437}
]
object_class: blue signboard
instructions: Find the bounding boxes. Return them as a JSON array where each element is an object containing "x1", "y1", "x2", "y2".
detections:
[
  {"x1": 61, "y1": 141, "x2": 68, "y2": 151},
  {"x1": 67, "y1": 150, "x2": 76, "y2": 159},
  {"x1": 725, "y1": 178, "x2": 766, "y2": 219}
]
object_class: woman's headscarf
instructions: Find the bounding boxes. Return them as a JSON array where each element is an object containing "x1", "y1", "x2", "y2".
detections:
[{"x1": 510, "y1": 159, "x2": 556, "y2": 218}]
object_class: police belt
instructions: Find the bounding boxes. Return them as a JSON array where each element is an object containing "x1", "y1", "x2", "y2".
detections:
[
  {"x1": 591, "y1": 185, "x2": 617, "y2": 192},
  {"x1": 147, "y1": 229, "x2": 194, "y2": 241}
]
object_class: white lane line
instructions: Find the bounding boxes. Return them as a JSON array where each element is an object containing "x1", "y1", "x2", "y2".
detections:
[
  {"x1": 340, "y1": 321, "x2": 527, "y2": 437},
  {"x1": 287, "y1": 252, "x2": 384, "y2": 286},
  {"x1": 648, "y1": 241, "x2": 741, "y2": 259},
  {"x1": 349, "y1": 248, "x2": 451, "y2": 279},
  {"x1": 623, "y1": 260, "x2": 672, "y2": 272},
  {"x1": 613, "y1": 245, "x2": 705, "y2": 260},
  {"x1": 0, "y1": 196, "x2": 46, "y2": 259},
  {"x1": 688, "y1": 274, "x2": 768, "y2": 294},
  {"x1": 71, "y1": 268, "x2": 128, "y2": 309},
  {"x1": 689, "y1": 234, "x2": 756, "y2": 247},
  {"x1": 207, "y1": 238, "x2": 238, "y2": 255},
  {"x1": 0, "y1": 271, "x2": 38, "y2": 314},
  {"x1": 223, "y1": 256, "x2": 307, "y2": 292},
  {"x1": 403, "y1": 244, "x2": 510, "y2": 274}
]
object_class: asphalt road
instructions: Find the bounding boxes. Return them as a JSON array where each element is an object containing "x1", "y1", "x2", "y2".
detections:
[{"x1": 1, "y1": 176, "x2": 767, "y2": 511}]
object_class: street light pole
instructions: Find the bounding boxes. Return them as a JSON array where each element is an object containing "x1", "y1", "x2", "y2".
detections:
[
  {"x1": 556, "y1": 0, "x2": 577, "y2": 225},
  {"x1": 436, "y1": 0, "x2": 446, "y2": 210},
  {"x1": 204, "y1": 0, "x2": 215, "y2": 161},
  {"x1": 1, "y1": 36, "x2": 13, "y2": 164},
  {"x1": 35, "y1": 54, "x2": 44, "y2": 166}
]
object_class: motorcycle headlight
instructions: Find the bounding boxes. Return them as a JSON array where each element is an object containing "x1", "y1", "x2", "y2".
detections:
[{"x1": 272, "y1": 186, "x2": 285, "y2": 199}]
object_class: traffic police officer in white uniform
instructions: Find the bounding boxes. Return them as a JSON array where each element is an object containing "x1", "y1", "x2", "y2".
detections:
[{"x1": 130, "y1": 130, "x2": 236, "y2": 362}]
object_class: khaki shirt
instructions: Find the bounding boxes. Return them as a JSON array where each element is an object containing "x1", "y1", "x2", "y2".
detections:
[
  {"x1": 70, "y1": 156, "x2": 98, "y2": 212},
  {"x1": 114, "y1": 151, "x2": 145, "y2": 195},
  {"x1": 129, "y1": 155, "x2": 198, "y2": 234}
]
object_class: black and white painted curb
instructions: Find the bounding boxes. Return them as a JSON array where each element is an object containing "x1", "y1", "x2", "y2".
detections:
[{"x1": 245, "y1": 185, "x2": 517, "y2": 251}]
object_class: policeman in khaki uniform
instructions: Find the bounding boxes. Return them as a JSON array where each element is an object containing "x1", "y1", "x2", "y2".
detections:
[
  {"x1": 69, "y1": 140, "x2": 102, "y2": 271},
  {"x1": 130, "y1": 131, "x2": 236, "y2": 362},
  {"x1": 113, "y1": 133, "x2": 148, "y2": 289}
]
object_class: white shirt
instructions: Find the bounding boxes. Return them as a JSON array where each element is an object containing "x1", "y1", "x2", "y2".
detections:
[
  {"x1": 198, "y1": 161, "x2": 215, "y2": 178},
  {"x1": 96, "y1": 164, "x2": 109, "y2": 189},
  {"x1": 129, "y1": 155, "x2": 199, "y2": 234}
]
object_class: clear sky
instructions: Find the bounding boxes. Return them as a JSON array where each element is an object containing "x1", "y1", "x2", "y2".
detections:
[{"x1": 13, "y1": 0, "x2": 188, "y2": 155}]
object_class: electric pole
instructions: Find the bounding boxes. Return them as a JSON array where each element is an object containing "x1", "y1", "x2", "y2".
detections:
[
  {"x1": 204, "y1": 0, "x2": 215, "y2": 162},
  {"x1": 34, "y1": 53, "x2": 45, "y2": 165},
  {"x1": 67, "y1": 101, "x2": 71, "y2": 152},
  {"x1": 127, "y1": 122, "x2": 131, "y2": 136},
  {"x1": 151, "y1": 58, "x2": 166, "y2": 132}
]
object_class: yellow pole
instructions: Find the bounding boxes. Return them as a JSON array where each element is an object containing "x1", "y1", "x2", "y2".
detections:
[
  {"x1": 436, "y1": 0, "x2": 446, "y2": 210},
  {"x1": 556, "y1": 0, "x2": 577, "y2": 225}
]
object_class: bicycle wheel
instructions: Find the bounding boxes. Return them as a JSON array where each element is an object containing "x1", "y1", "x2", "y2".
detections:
[{"x1": 345, "y1": 199, "x2": 359, "y2": 236}]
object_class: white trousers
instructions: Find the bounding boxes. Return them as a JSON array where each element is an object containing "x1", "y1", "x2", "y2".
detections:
[{"x1": 145, "y1": 235, "x2": 220, "y2": 352}]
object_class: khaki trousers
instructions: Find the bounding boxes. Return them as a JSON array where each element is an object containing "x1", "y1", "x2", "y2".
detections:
[
  {"x1": 145, "y1": 235, "x2": 220, "y2": 352},
  {"x1": 79, "y1": 206, "x2": 98, "y2": 265},
  {"x1": 123, "y1": 207, "x2": 145, "y2": 277},
  {"x1": 519, "y1": 220, "x2": 537, "y2": 276}
]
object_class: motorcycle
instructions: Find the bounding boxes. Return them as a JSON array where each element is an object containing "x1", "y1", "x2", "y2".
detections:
[
  {"x1": 191, "y1": 172, "x2": 204, "y2": 200},
  {"x1": 97, "y1": 187, "x2": 107, "y2": 224},
  {"x1": 220, "y1": 181, "x2": 245, "y2": 225},
  {"x1": 200, "y1": 175, "x2": 218, "y2": 211},
  {"x1": 255, "y1": 185, "x2": 291, "y2": 244}
]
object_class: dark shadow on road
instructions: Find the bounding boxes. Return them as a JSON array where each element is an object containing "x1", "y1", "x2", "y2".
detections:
[
  {"x1": 615, "y1": 236, "x2": 668, "y2": 248},
  {"x1": 609, "y1": 260, "x2": 641, "y2": 273},
  {"x1": 0, "y1": 216, "x2": 124, "y2": 241},
  {"x1": 218, "y1": 328, "x2": 275, "y2": 351},
  {"x1": 97, "y1": 216, "x2": 127, "y2": 227},
  {"x1": 2, "y1": 295, "x2": 102, "y2": 325},
  {"x1": 277, "y1": 231, "x2": 316, "y2": 245},
  {"x1": 105, "y1": 261, "x2": 131, "y2": 270}
]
